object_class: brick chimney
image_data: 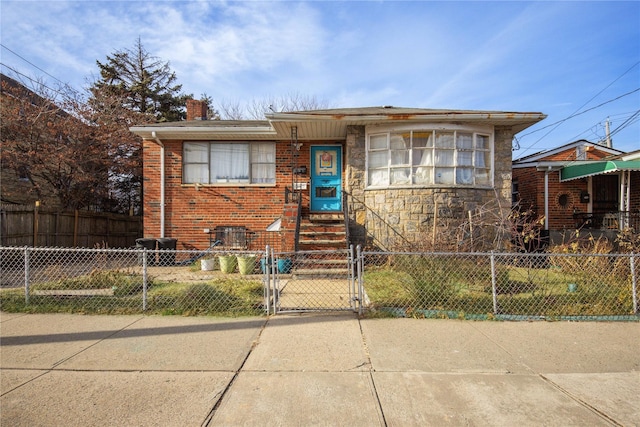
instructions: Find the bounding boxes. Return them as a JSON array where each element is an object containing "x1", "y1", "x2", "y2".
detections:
[{"x1": 186, "y1": 99, "x2": 208, "y2": 121}]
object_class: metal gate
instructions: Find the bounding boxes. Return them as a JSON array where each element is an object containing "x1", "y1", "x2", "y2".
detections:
[{"x1": 263, "y1": 246, "x2": 363, "y2": 314}]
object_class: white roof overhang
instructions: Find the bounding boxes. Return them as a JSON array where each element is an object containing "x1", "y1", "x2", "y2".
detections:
[
  {"x1": 129, "y1": 124, "x2": 278, "y2": 141},
  {"x1": 130, "y1": 108, "x2": 547, "y2": 141},
  {"x1": 266, "y1": 110, "x2": 547, "y2": 141}
]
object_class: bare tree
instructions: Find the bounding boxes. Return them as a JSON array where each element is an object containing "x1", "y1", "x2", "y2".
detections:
[
  {"x1": 85, "y1": 85, "x2": 153, "y2": 213},
  {"x1": 246, "y1": 93, "x2": 329, "y2": 119},
  {"x1": 217, "y1": 98, "x2": 245, "y2": 120},
  {"x1": 215, "y1": 92, "x2": 329, "y2": 120},
  {"x1": 1, "y1": 73, "x2": 149, "y2": 213}
]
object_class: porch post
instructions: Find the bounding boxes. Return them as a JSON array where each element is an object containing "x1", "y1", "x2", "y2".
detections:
[{"x1": 620, "y1": 171, "x2": 630, "y2": 230}]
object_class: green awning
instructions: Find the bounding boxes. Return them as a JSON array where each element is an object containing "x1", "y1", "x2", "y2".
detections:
[{"x1": 560, "y1": 160, "x2": 640, "y2": 182}]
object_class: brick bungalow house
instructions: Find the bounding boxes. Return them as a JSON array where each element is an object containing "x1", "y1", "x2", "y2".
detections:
[
  {"x1": 512, "y1": 140, "x2": 640, "y2": 244},
  {"x1": 130, "y1": 104, "x2": 545, "y2": 252}
]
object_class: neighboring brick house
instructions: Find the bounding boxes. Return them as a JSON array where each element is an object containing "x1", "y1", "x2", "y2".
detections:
[
  {"x1": 1, "y1": 73, "x2": 62, "y2": 207},
  {"x1": 512, "y1": 140, "x2": 640, "y2": 242},
  {"x1": 130, "y1": 105, "x2": 545, "y2": 251}
]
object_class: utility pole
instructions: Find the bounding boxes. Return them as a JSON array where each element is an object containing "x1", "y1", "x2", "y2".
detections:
[{"x1": 605, "y1": 117, "x2": 612, "y2": 148}]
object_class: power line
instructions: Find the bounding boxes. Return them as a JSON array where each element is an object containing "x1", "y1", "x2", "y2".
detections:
[
  {"x1": 605, "y1": 109, "x2": 640, "y2": 140},
  {"x1": 0, "y1": 43, "x2": 77, "y2": 92},
  {"x1": 0, "y1": 62, "x2": 73, "y2": 99},
  {"x1": 515, "y1": 87, "x2": 639, "y2": 155},
  {"x1": 519, "y1": 87, "x2": 640, "y2": 138},
  {"x1": 565, "y1": 110, "x2": 640, "y2": 144},
  {"x1": 516, "y1": 61, "x2": 640, "y2": 156}
]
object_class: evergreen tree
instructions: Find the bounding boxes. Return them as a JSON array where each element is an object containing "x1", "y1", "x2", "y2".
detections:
[{"x1": 91, "y1": 37, "x2": 190, "y2": 122}]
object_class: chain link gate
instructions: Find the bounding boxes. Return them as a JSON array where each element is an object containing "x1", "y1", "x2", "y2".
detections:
[
  {"x1": 263, "y1": 245, "x2": 363, "y2": 315},
  {"x1": 2, "y1": 246, "x2": 635, "y2": 319}
]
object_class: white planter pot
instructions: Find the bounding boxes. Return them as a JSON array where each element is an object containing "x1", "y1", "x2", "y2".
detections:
[{"x1": 201, "y1": 258, "x2": 216, "y2": 271}]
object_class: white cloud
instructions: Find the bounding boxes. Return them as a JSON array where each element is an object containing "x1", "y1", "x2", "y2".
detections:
[
  {"x1": 118, "y1": 1, "x2": 329, "y2": 99},
  {"x1": 1, "y1": 0, "x2": 637, "y2": 153}
]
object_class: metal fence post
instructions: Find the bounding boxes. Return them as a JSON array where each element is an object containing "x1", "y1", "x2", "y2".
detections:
[
  {"x1": 264, "y1": 245, "x2": 271, "y2": 315},
  {"x1": 357, "y1": 245, "x2": 363, "y2": 316},
  {"x1": 631, "y1": 253, "x2": 637, "y2": 314},
  {"x1": 24, "y1": 247, "x2": 30, "y2": 305},
  {"x1": 349, "y1": 245, "x2": 356, "y2": 311},
  {"x1": 270, "y1": 246, "x2": 278, "y2": 315},
  {"x1": 142, "y1": 248, "x2": 148, "y2": 311},
  {"x1": 490, "y1": 252, "x2": 498, "y2": 315}
]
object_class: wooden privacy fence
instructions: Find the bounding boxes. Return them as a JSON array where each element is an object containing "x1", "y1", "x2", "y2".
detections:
[{"x1": 0, "y1": 204, "x2": 142, "y2": 248}]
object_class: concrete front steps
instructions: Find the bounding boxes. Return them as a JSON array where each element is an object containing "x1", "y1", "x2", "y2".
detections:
[
  {"x1": 295, "y1": 213, "x2": 350, "y2": 279},
  {"x1": 298, "y1": 213, "x2": 348, "y2": 252}
]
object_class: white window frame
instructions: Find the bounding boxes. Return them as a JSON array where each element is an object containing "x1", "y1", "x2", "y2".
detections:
[
  {"x1": 365, "y1": 125, "x2": 494, "y2": 189},
  {"x1": 183, "y1": 141, "x2": 276, "y2": 185}
]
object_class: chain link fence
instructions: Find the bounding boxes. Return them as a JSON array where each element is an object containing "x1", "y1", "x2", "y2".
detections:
[
  {"x1": 361, "y1": 251, "x2": 638, "y2": 320},
  {"x1": 0, "y1": 247, "x2": 266, "y2": 316},
  {"x1": 1, "y1": 246, "x2": 638, "y2": 320}
]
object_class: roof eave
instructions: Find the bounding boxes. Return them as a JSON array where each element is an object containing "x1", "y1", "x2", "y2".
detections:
[
  {"x1": 266, "y1": 111, "x2": 546, "y2": 123},
  {"x1": 130, "y1": 125, "x2": 278, "y2": 140}
]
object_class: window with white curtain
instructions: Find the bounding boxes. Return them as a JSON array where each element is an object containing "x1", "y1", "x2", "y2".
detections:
[
  {"x1": 366, "y1": 129, "x2": 492, "y2": 188},
  {"x1": 183, "y1": 142, "x2": 275, "y2": 184}
]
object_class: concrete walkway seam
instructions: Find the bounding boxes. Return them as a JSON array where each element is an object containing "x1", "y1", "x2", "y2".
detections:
[
  {"x1": 357, "y1": 316, "x2": 388, "y2": 426},
  {"x1": 201, "y1": 316, "x2": 269, "y2": 427},
  {"x1": 539, "y1": 374, "x2": 624, "y2": 427}
]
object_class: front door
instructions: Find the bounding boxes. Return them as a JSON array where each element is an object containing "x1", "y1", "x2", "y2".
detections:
[
  {"x1": 310, "y1": 146, "x2": 342, "y2": 211},
  {"x1": 592, "y1": 174, "x2": 619, "y2": 213}
]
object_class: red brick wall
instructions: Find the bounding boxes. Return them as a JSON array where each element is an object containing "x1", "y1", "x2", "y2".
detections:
[
  {"x1": 513, "y1": 167, "x2": 590, "y2": 230},
  {"x1": 512, "y1": 167, "x2": 541, "y2": 213},
  {"x1": 544, "y1": 146, "x2": 612, "y2": 161},
  {"x1": 546, "y1": 172, "x2": 589, "y2": 229},
  {"x1": 142, "y1": 139, "x2": 340, "y2": 250}
]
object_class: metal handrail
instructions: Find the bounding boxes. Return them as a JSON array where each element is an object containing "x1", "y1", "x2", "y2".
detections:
[
  {"x1": 342, "y1": 191, "x2": 351, "y2": 249},
  {"x1": 573, "y1": 210, "x2": 640, "y2": 231},
  {"x1": 294, "y1": 193, "x2": 302, "y2": 252},
  {"x1": 343, "y1": 190, "x2": 414, "y2": 251}
]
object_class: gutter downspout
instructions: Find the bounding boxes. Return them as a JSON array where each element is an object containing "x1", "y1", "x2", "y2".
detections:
[
  {"x1": 151, "y1": 131, "x2": 165, "y2": 238},
  {"x1": 544, "y1": 167, "x2": 550, "y2": 231}
]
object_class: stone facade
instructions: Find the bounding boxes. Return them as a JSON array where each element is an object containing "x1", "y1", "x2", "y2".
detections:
[{"x1": 345, "y1": 125, "x2": 515, "y2": 249}]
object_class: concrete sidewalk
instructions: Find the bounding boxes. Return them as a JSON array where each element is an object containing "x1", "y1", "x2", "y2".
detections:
[{"x1": 1, "y1": 312, "x2": 638, "y2": 427}]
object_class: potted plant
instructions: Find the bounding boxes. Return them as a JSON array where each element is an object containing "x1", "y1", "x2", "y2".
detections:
[
  {"x1": 200, "y1": 256, "x2": 216, "y2": 271},
  {"x1": 277, "y1": 258, "x2": 293, "y2": 274},
  {"x1": 218, "y1": 254, "x2": 237, "y2": 273},
  {"x1": 237, "y1": 254, "x2": 257, "y2": 275},
  {"x1": 260, "y1": 257, "x2": 292, "y2": 274}
]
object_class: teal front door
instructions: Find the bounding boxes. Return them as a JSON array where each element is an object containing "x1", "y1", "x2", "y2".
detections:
[{"x1": 310, "y1": 146, "x2": 342, "y2": 211}]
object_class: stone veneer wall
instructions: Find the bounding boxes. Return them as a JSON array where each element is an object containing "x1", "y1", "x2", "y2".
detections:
[{"x1": 345, "y1": 125, "x2": 514, "y2": 250}]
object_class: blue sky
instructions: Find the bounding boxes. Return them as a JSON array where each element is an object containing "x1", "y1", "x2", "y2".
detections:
[{"x1": 1, "y1": 1, "x2": 639, "y2": 157}]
